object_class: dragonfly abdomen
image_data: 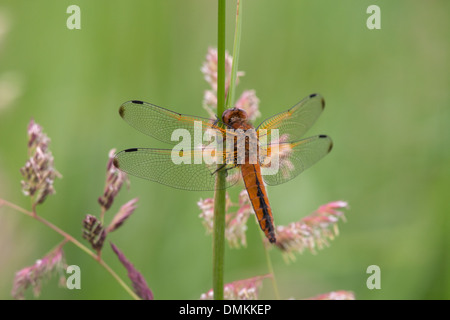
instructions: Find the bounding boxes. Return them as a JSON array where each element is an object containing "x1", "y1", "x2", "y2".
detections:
[{"x1": 241, "y1": 163, "x2": 276, "y2": 243}]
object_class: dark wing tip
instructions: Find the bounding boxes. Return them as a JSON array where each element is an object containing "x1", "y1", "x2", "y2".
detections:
[
  {"x1": 119, "y1": 105, "x2": 125, "y2": 118},
  {"x1": 309, "y1": 93, "x2": 325, "y2": 109},
  {"x1": 113, "y1": 148, "x2": 139, "y2": 169},
  {"x1": 131, "y1": 100, "x2": 144, "y2": 105},
  {"x1": 319, "y1": 135, "x2": 333, "y2": 152},
  {"x1": 113, "y1": 157, "x2": 120, "y2": 169}
]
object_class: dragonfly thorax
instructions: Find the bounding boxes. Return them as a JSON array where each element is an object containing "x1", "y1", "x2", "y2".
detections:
[{"x1": 222, "y1": 107, "x2": 249, "y2": 129}]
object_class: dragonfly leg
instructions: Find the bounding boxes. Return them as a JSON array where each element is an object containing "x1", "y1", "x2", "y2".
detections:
[
  {"x1": 211, "y1": 163, "x2": 239, "y2": 177},
  {"x1": 212, "y1": 163, "x2": 228, "y2": 175}
]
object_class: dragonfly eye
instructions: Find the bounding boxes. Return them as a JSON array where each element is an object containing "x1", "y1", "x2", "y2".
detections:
[{"x1": 221, "y1": 107, "x2": 248, "y2": 126}]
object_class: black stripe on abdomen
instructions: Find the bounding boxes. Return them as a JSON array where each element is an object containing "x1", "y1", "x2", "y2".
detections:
[{"x1": 252, "y1": 165, "x2": 273, "y2": 235}]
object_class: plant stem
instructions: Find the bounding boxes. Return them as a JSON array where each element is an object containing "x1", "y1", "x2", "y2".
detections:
[
  {"x1": 0, "y1": 198, "x2": 140, "y2": 300},
  {"x1": 260, "y1": 230, "x2": 281, "y2": 300},
  {"x1": 226, "y1": 0, "x2": 243, "y2": 109},
  {"x1": 212, "y1": 0, "x2": 226, "y2": 301},
  {"x1": 216, "y1": 1, "x2": 226, "y2": 119}
]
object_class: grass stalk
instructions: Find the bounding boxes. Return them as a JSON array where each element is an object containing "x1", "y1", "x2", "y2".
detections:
[
  {"x1": 226, "y1": 0, "x2": 243, "y2": 109},
  {"x1": 212, "y1": 0, "x2": 227, "y2": 300}
]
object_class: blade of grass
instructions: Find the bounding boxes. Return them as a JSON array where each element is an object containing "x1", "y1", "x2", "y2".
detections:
[
  {"x1": 259, "y1": 225, "x2": 281, "y2": 300},
  {"x1": 213, "y1": 0, "x2": 227, "y2": 300},
  {"x1": 226, "y1": 0, "x2": 243, "y2": 109}
]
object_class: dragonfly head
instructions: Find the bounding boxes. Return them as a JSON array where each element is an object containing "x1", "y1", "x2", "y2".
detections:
[{"x1": 222, "y1": 107, "x2": 248, "y2": 127}]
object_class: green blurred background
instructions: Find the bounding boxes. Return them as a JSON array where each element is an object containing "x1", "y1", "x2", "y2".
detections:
[{"x1": 0, "y1": 0, "x2": 449, "y2": 300}]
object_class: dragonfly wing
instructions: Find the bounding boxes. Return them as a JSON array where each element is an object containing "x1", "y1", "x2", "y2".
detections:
[
  {"x1": 260, "y1": 135, "x2": 333, "y2": 186},
  {"x1": 256, "y1": 93, "x2": 325, "y2": 145},
  {"x1": 119, "y1": 100, "x2": 226, "y2": 145},
  {"x1": 114, "y1": 148, "x2": 240, "y2": 191}
]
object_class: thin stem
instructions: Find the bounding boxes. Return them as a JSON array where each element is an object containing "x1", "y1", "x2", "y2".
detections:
[
  {"x1": 0, "y1": 198, "x2": 140, "y2": 300},
  {"x1": 259, "y1": 223, "x2": 281, "y2": 299},
  {"x1": 258, "y1": 231, "x2": 280, "y2": 300},
  {"x1": 226, "y1": 0, "x2": 243, "y2": 109},
  {"x1": 97, "y1": 258, "x2": 138, "y2": 299},
  {"x1": 212, "y1": 0, "x2": 227, "y2": 301},
  {"x1": 217, "y1": 0, "x2": 226, "y2": 118}
]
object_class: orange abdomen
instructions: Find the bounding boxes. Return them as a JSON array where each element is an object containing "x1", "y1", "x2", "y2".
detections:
[{"x1": 241, "y1": 163, "x2": 276, "y2": 243}]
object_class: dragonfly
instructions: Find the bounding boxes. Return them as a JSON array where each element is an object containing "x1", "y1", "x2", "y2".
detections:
[{"x1": 113, "y1": 93, "x2": 333, "y2": 243}]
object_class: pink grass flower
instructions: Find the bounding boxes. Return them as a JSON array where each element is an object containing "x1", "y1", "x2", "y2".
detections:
[
  {"x1": 259, "y1": 133, "x2": 296, "y2": 179},
  {"x1": 273, "y1": 201, "x2": 349, "y2": 261},
  {"x1": 306, "y1": 290, "x2": 355, "y2": 300},
  {"x1": 235, "y1": 90, "x2": 261, "y2": 121},
  {"x1": 98, "y1": 148, "x2": 129, "y2": 211},
  {"x1": 82, "y1": 214, "x2": 106, "y2": 251},
  {"x1": 200, "y1": 274, "x2": 270, "y2": 300},
  {"x1": 20, "y1": 119, "x2": 61, "y2": 208},
  {"x1": 198, "y1": 192, "x2": 232, "y2": 233},
  {"x1": 225, "y1": 190, "x2": 253, "y2": 248},
  {"x1": 106, "y1": 198, "x2": 138, "y2": 233},
  {"x1": 201, "y1": 47, "x2": 240, "y2": 92},
  {"x1": 202, "y1": 89, "x2": 218, "y2": 119},
  {"x1": 201, "y1": 47, "x2": 246, "y2": 118},
  {"x1": 110, "y1": 242, "x2": 153, "y2": 300},
  {"x1": 11, "y1": 244, "x2": 66, "y2": 300},
  {"x1": 198, "y1": 190, "x2": 252, "y2": 248},
  {"x1": 197, "y1": 197, "x2": 215, "y2": 232}
]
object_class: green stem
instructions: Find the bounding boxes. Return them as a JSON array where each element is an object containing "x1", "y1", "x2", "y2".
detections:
[
  {"x1": 260, "y1": 230, "x2": 281, "y2": 300},
  {"x1": 217, "y1": 0, "x2": 226, "y2": 118},
  {"x1": 213, "y1": 0, "x2": 226, "y2": 300},
  {"x1": 0, "y1": 198, "x2": 140, "y2": 300},
  {"x1": 212, "y1": 178, "x2": 226, "y2": 301},
  {"x1": 226, "y1": 0, "x2": 243, "y2": 109}
]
